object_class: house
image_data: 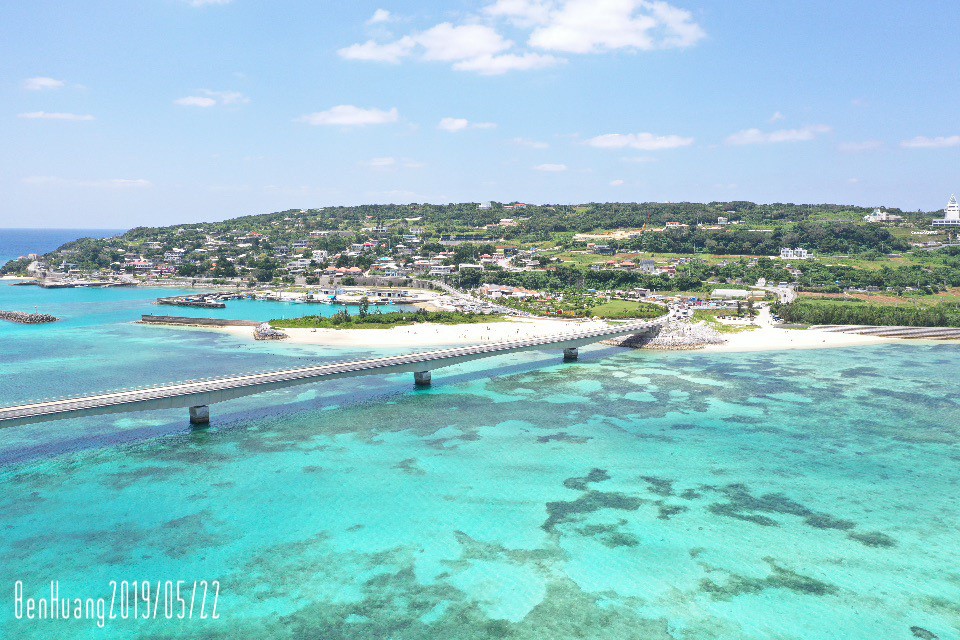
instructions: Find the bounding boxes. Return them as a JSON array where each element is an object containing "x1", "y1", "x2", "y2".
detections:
[
  {"x1": 779, "y1": 247, "x2": 810, "y2": 260},
  {"x1": 429, "y1": 265, "x2": 455, "y2": 275}
]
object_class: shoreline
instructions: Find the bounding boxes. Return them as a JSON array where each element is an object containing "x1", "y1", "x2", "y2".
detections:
[
  {"x1": 199, "y1": 315, "x2": 958, "y2": 352},
  {"x1": 218, "y1": 316, "x2": 612, "y2": 348}
]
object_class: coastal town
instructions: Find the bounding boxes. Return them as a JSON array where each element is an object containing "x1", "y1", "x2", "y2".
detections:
[{"x1": 4, "y1": 197, "x2": 960, "y2": 349}]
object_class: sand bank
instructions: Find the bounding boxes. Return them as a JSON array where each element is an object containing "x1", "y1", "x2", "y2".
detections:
[
  {"x1": 220, "y1": 316, "x2": 612, "y2": 348},
  {"x1": 698, "y1": 325, "x2": 896, "y2": 352}
]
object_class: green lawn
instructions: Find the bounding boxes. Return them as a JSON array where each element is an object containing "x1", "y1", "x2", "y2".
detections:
[{"x1": 588, "y1": 300, "x2": 668, "y2": 319}]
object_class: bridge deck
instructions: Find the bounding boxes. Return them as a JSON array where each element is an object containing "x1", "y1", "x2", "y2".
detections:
[{"x1": 0, "y1": 318, "x2": 664, "y2": 428}]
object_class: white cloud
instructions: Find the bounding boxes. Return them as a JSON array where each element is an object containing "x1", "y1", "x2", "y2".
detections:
[
  {"x1": 453, "y1": 52, "x2": 562, "y2": 74},
  {"x1": 726, "y1": 124, "x2": 831, "y2": 145},
  {"x1": 438, "y1": 117, "x2": 497, "y2": 132},
  {"x1": 367, "y1": 8, "x2": 393, "y2": 24},
  {"x1": 363, "y1": 157, "x2": 424, "y2": 169},
  {"x1": 484, "y1": 0, "x2": 553, "y2": 26},
  {"x1": 206, "y1": 90, "x2": 249, "y2": 105},
  {"x1": 900, "y1": 135, "x2": 960, "y2": 149},
  {"x1": 23, "y1": 76, "x2": 64, "y2": 91},
  {"x1": 610, "y1": 179, "x2": 625, "y2": 186},
  {"x1": 417, "y1": 23, "x2": 512, "y2": 61},
  {"x1": 175, "y1": 96, "x2": 217, "y2": 108},
  {"x1": 296, "y1": 105, "x2": 399, "y2": 126},
  {"x1": 839, "y1": 140, "x2": 884, "y2": 153},
  {"x1": 186, "y1": 0, "x2": 232, "y2": 6},
  {"x1": 586, "y1": 132, "x2": 694, "y2": 150},
  {"x1": 338, "y1": 37, "x2": 416, "y2": 63},
  {"x1": 366, "y1": 157, "x2": 398, "y2": 168},
  {"x1": 527, "y1": 0, "x2": 706, "y2": 54},
  {"x1": 534, "y1": 163, "x2": 567, "y2": 171},
  {"x1": 22, "y1": 176, "x2": 151, "y2": 189},
  {"x1": 175, "y1": 90, "x2": 250, "y2": 108},
  {"x1": 18, "y1": 111, "x2": 95, "y2": 121},
  {"x1": 769, "y1": 111, "x2": 785, "y2": 123},
  {"x1": 439, "y1": 117, "x2": 470, "y2": 132},
  {"x1": 339, "y1": 0, "x2": 703, "y2": 75},
  {"x1": 512, "y1": 137, "x2": 550, "y2": 149},
  {"x1": 338, "y1": 23, "x2": 520, "y2": 71}
]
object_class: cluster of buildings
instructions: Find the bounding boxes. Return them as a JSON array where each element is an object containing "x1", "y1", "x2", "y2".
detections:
[{"x1": 863, "y1": 209, "x2": 904, "y2": 223}]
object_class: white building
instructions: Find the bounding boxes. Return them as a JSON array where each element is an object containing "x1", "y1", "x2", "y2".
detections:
[
  {"x1": 779, "y1": 247, "x2": 810, "y2": 260},
  {"x1": 933, "y1": 195, "x2": 960, "y2": 226},
  {"x1": 863, "y1": 209, "x2": 903, "y2": 223}
]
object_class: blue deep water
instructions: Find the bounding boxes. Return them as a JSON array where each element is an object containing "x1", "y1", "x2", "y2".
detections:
[
  {"x1": 0, "y1": 228, "x2": 126, "y2": 265},
  {"x1": 0, "y1": 283, "x2": 958, "y2": 640}
]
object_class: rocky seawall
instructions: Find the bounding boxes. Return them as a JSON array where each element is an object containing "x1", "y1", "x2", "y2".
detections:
[
  {"x1": 254, "y1": 323, "x2": 287, "y2": 340},
  {"x1": 603, "y1": 321, "x2": 726, "y2": 350},
  {"x1": 0, "y1": 310, "x2": 59, "y2": 324}
]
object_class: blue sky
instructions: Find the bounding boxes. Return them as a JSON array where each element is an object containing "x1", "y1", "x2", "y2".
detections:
[{"x1": 2, "y1": 0, "x2": 959, "y2": 228}]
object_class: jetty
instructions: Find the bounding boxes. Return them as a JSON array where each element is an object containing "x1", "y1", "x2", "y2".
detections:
[
  {"x1": 0, "y1": 310, "x2": 59, "y2": 324},
  {"x1": 0, "y1": 317, "x2": 666, "y2": 428},
  {"x1": 139, "y1": 314, "x2": 260, "y2": 328}
]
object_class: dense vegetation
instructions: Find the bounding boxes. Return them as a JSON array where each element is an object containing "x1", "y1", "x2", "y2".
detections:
[
  {"x1": 772, "y1": 299, "x2": 960, "y2": 327},
  {"x1": 496, "y1": 296, "x2": 668, "y2": 319},
  {"x1": 269, "y1": 309, "x2": 502, "y2": 329},
  {"x1": 2, "y1": 199, "x2": 948, "y2": 278}
]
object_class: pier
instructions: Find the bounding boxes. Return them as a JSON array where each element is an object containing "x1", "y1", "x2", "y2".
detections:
[{"x1": 0, "y1": 318, "x2": 665, "y2": 428}]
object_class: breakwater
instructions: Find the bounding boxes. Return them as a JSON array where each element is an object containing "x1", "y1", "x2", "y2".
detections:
[
  {"x1": 603, "y1": 321, "x2": 726, "y2": 350},
  {"x1": 0, "y1": 310, "x2": 59, "y2": 324},
  {"x1": 139, "y1": 314, "x2": 260, "y2": 327}
]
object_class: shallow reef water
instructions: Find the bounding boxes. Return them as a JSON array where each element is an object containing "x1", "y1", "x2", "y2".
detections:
[{"x1": 0, "y1": 286, "x2": 959, "y2": 638}]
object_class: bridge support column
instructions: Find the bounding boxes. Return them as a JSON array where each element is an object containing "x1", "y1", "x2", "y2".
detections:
[
  {"x1": 189, "y1": 405, "x2": 210, "y2": 426},
  {"x1": 414, "y1": 371, "x2": 432, "y2": 387},
  {"x1": 563, "y1": 347, "x2": 579, "y2": 362}
]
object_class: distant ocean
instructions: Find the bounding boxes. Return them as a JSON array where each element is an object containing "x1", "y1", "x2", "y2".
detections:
[{"x1": 0, "y1": 228, "x2": 126, "y2": 265}]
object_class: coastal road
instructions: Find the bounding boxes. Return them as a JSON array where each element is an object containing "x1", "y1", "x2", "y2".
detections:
[{"x1": 0, "y1": 317, "x2": 666, "y2": 428}]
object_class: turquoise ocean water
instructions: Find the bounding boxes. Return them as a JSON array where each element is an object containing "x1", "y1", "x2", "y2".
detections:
[{"x1": 0, "y1": 279, "x2": 959, "y2": 638}]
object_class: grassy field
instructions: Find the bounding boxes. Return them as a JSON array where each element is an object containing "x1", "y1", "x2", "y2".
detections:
[
  {"x1": 799, "y1": 288, "x2": 960, "y2": 306},
  {"x1": 589, "y1": 300, "x2": 668, "y2": 319},
  {"x1": 692, "y1": 309, "x2": 759, "y2": 333}
]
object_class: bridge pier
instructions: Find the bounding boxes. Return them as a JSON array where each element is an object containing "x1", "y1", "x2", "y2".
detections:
[
  {"x1": 189, "y1": 405, "x2": 210, "y2": 426},
  {"x1": 414, "y1": 371, "x2": 432, "y2": 387},
  {"x1": 563, "y1": 347, "x2": 579, "y2": 362}
]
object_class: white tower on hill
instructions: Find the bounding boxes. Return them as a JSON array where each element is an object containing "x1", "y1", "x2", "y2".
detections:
[
  {"x1": 946, "y1": 195, "x2": 960, "y2": 220},
  {"x1": 933, "y1": 195, "x2": 960, "y2": 226}
]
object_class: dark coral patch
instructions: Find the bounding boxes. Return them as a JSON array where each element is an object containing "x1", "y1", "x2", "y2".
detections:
[
  {"x1": 848, "y1": 531, "x2": 897, "y2": 548},
  {"x1": 544, "y1": 491, "x2": 643, "y2": 532},
  {"x1": 563, "y1": 468, "x2": 611, "y2": 491}
]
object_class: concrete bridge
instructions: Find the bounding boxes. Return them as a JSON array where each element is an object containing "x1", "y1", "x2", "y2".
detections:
[{"x1": 0, "y1": 318, "x2": 665, "y2": 429}]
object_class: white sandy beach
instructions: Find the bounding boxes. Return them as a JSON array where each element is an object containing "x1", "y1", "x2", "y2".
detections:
[
  {"x1": 698, "y1": 324, "x2": 896, "y2": 352},
  {"x1": 220, "y1": 316, "x2": 615, "y2": 348},
  {"x1": 211, "y1": 311, "x2": 931, "y2": 353}
]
